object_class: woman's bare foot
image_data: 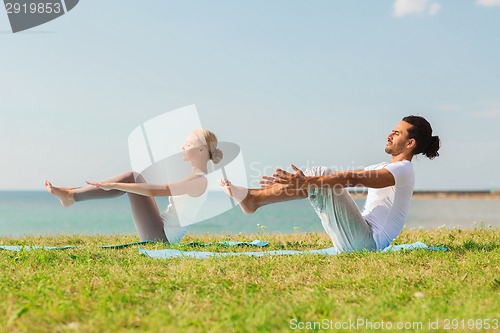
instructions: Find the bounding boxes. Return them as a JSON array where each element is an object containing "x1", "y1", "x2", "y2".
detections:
[
  {"x1": 219, "y1": 179, "x2": 256, "y2": 214},
  {"x1": 45, "y1": 180, "x2": 75, "y2": 207}
]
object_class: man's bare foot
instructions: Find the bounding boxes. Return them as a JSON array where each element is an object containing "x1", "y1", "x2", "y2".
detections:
[
  {"x1": 219, "y1": 179, "x2": 256, "y2": 214},
  {"x1": 45, "y1": 180, "x2": 75, "y2": 207}
]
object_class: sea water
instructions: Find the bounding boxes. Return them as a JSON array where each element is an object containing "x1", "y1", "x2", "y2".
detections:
[{"x1": 0, "y1": 191, "x2": 499, "y2": 238}]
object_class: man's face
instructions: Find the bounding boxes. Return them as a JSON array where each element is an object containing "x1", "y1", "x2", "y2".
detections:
[{"x1": 385, "y1": 121, "x2": 413, "y2": 156}]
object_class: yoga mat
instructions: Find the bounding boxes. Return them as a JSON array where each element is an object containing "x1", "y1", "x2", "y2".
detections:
[
  {"x1": 0, "y1": 241, "x2": 153, "y2": 252},
  {"x1": 0, "y1": 240, "x2": 268, "y2": 252},
  {"x1": 183, "y1": 240, "x2": 268, "y2": 247},
  {"x1": 0, "y1": 245, "x2": 78, "y2": 251},
  {"x1": 139, "y1": 242, "x2": 447, "y2": 259}
]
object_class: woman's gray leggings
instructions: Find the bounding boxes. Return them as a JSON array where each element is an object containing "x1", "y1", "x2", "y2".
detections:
[{"x1": 72, "y1": 171, "x2": 168, "y2": 242}]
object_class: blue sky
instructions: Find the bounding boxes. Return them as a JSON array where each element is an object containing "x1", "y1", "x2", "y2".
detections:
[{"x1": 1, "y1": 0, "x2": 499, "y2": 191}]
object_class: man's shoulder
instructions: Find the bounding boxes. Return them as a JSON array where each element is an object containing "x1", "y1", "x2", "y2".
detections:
[
  {"x1": 365, "y1": 161, "x2": 414, "y2": 176},
  {"x1": 387, "y1": 161, "x2": 415, "y2": 187},
  {"x1": 385, "y1": 160, "x2": 414, "y2": 174},
  {"x1": 364, "y1": 162, "x2": 388, "y2": 171}
]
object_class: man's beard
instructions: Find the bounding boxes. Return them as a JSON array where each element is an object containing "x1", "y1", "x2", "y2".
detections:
[{"x1": 385, "y1": 144, "x2": 401, "y2": 156}]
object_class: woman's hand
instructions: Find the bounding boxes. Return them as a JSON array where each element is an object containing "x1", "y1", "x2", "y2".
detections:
[{"x1": 86, "y1": 181, "x2": 116, "y2": 191}]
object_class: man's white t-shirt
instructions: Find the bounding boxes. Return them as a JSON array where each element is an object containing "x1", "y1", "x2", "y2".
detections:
[{"x1": 361, "y1": 160, "x2": 415, "y2": 250}]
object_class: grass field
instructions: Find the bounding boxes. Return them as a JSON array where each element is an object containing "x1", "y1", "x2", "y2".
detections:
[{"x1": 1, "y1": 228, "x2": 499, "y2": 332}]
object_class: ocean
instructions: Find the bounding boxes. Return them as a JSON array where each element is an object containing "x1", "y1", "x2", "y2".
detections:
[{"x1": 0, "y1": 191, "x2": 499, "y2": 238}]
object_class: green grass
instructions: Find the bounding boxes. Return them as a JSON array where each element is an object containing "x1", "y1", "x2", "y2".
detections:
[{"x1": 1, "y1": 228, "x2": 499, "y2": 332}]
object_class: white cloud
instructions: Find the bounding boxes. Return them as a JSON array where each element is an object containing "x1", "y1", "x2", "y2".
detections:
[
  {"x1": 394, "y1": 0, "x2": 427, "y2": 17},
  {"x1": 476, "y1": 0, "x2": 500, "y2": 6},
  {"x1": 393, "y1": 0, "x2": 441, "y2": 17},
  {"x1": 428, "y1": 3, "x2": 441, "y2": 15}
]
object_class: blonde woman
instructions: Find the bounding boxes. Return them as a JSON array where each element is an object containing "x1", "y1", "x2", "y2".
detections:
[{"x1": 45, "y1": 129, "x2": 223, "y2": 243}]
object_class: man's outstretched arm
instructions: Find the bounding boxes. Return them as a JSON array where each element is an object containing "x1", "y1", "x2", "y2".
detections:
[
  {"x1": 310, "y1": 168, "x2": 395, "y2": 189},
  {"x1": 273, "y1": 165, "x2": 395, "y2": 190}
]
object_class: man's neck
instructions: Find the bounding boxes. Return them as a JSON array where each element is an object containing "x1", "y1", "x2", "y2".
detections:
[{"x1": 391, "y1": 154, "x2": 413, "y2": 163}]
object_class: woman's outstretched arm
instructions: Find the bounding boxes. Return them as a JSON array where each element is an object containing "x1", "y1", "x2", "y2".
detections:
[{"x1": 87, "y1": 175, "x2": 207, "y2": 198}]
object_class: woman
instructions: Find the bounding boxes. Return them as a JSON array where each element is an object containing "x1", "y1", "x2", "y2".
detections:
[{"x1": 45, "y1": 129, "x2": 223, "y2": 243}]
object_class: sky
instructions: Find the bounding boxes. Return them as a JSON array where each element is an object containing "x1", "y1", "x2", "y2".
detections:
[{"x1": 1, "y1": 0, "x2": 499, "y2": 191}]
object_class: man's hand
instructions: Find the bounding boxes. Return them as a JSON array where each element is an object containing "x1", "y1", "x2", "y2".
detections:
[
  {"x1": 272, "y1": 164, "x2": 308, "y2": 190},
  {"x1": 259, "y1": 175, "x2": 277, "y2": 188}
]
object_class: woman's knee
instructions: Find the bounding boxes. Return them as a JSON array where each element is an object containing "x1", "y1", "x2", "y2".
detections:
[{"x1": 119, "y1": 171, "x2": 142, "y2": 183}]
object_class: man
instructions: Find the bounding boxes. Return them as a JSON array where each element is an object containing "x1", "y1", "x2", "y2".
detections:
[{"x1": 220, "y1": 116, "x2": 440, "y2": 252}]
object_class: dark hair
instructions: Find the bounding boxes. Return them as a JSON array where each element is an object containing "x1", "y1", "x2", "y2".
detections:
[{"x1": 402, "y1": 115, "x2": 440, "y2": 159}]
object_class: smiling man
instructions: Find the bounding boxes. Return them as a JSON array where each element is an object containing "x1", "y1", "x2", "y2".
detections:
[{"x1": 221, "y1": 116, "x2": 440, "y2": 253}]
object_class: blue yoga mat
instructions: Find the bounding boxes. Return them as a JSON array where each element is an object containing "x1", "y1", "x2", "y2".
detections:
[
  {"x1": 139, "y1": 242, "x2": 447, "y2": 259},
  {"x1": 0, "y1": 240, "x2": 268, "y2": 252},
  {"x1": 0, "y1": 241, "x2": 153, "y2": 252},
  {"x1": 183, "y1": 240, "x2": 269, "y2": 247},
  {"x1": 0, "y1": 240, "x2": 446, "y2": 257}
]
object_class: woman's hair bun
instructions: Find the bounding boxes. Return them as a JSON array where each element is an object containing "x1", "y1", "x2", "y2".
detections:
[{"x1": 211, "y1": 148, "x2": 223, "y2": 164}]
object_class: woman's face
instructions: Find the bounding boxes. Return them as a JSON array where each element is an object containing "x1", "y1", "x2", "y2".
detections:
[{"x1": 181, "y1": 133, "x2": 206, "y2": 161}]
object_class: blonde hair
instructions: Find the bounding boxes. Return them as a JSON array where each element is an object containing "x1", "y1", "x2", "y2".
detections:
[{"x1": 193, "y1": 129, "x2": 223, "y2": 164}]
